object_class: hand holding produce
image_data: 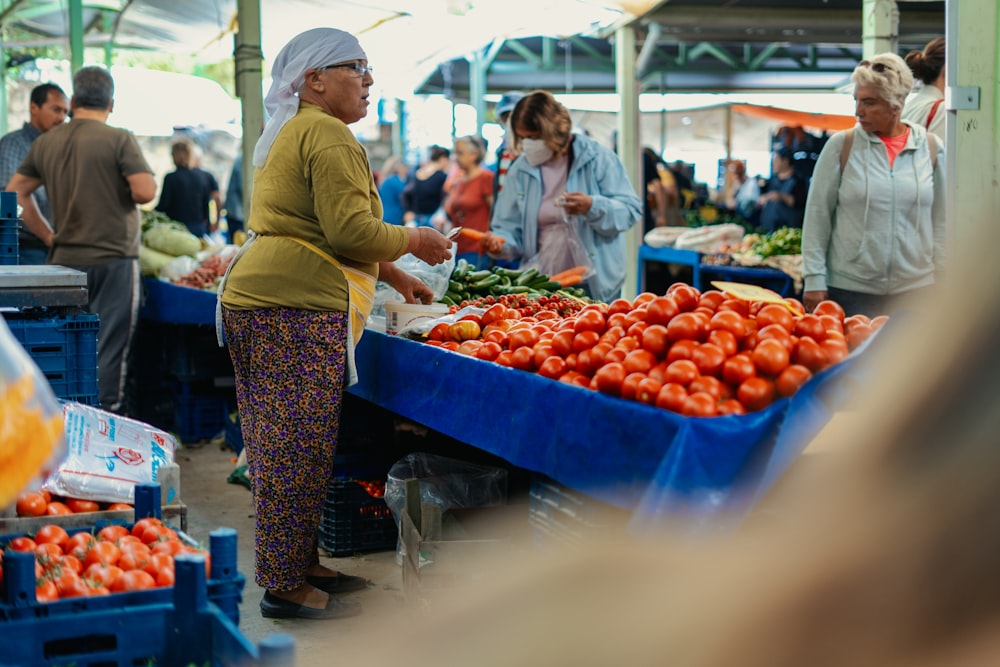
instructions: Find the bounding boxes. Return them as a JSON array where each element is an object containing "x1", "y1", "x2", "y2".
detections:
[{"x1": 478, "y1": 232, "x2": 506, "y2": 255}]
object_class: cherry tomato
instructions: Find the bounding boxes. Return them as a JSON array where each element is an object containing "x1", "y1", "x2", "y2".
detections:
[
  {"x1": 623, "y1": 349, "x2": 657, "y2": 375},
  {"x1": 571, "y1": 330, "x2": 600, "y2": 353},
  {"x1": 8, "y1": 536, "x2": 37, "y2": 553},
  {"x1": 509, "y1": 346, "x2": 535, "y2": 371},
  {"x1": 717, "y1": 299, "x2": 750, "y2": 317},
  {"x1": 722, "y1": 353, "x2": 757, "y2": 386},
  {"x1": 631, "y1": 292, "x2": 657, "y2": 308},
  {"x1": 15, "y1": 491, "x2": 47, "y2": 517},
  {"x1": 683, "y1": 391, "x2": 719, "y2": 418},
  {"x1": 755, "y1": 303, "x2": 795, "y2": 333},
  {"x1": 706, "y1": 329, "x2": 738, "y2": 357},
  {"x1": 640, "y1": 325, "x2": 670, "y2": 357},
  {"x1": 45, "y1": 502, "x2": 72, "y2": 516},
  {"x1": 717, "y1": 398, "x2": 747, "y2": 416},
  {"x1": 574, "y1": 309, "x2": 607, "y2": 335},
  {"x1": 752, "y1": 339, "x2": 791, "y2": 377},
  {"x1": 813, "y1": 299, "x2": 846, "y2": 320},
  {"x1": 607, "y1": 298, "x2": 633, "y2": 316},
  {"x1": 620, "y1": 372, "x2": 646, "y2": 401},
  {"x1": 635, "y1": 377, "x2": 663, "y2": 405},
  {"x1": 667, "y1": 283, "x2": 700, "y2": 312},
  {"x1": 776, "y1": 364, "x2": 813, "y2": 397},
  {"x1": 34, "y1": 524, "x2": 70, "y2": 549},
  {"x1": 698, "y1": 290, "x2": 726, "y2": 312},
  {"x1": 691, "y1": 343, "x2": 726, "y2": 378},
  {"x1": 666, "y1": 312, "x2": 705, "y2": 342},
  {"x1": 664, "y1": 359, "x2": 700, "y2": 386},
  {"x1": 594, "y1": 362, "x2": 627, "y2": 396},
  {"x1": 110, "y1": 569, "x2": 157, "y2": 592},
  {"x1": 737, "y1": 377, "x2": 776, "y2": 412},
  {"x1": 792, "y1": 337, "x2": 829, "y2": 373},
  {"x1": 537, "y1": 355, "x2": 568, "y2": 380},
  {"x1": 666, "y1": 339, "x2": 698, "y2": 363},
  {"x1": 792, "y1": 314, "x2": 826, "y2": 342},
  {"x1": 655, "y1": 383, "x2": 688, "y2": 412},
  {"x1": 689, "y1": 375, "x2": 726, "y2": 401},
  {"x1": 645, "y1": 296, "x2": 680, "y2": 326}
]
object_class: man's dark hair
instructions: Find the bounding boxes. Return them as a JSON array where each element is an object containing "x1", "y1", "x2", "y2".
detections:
[
  {"x1": 30, "y1": 83, "x2": 66, "y2": 108},
  {"x1": 72, "y1": 66, "x2": 114, "y2": 110}
]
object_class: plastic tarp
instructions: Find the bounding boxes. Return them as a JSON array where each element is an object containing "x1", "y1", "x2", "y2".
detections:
[{"x1": 349, "y1": 328, "x2": 870, "y2": 528}]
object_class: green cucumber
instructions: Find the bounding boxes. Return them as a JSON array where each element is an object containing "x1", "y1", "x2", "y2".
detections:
[
  {"x1": 514, "y1": 268, "x2": 539, "y2": 286},
  {"x1": 470, "y1": 274, "x2": 501, "y2": 290},
  {"x1": 466, "y1": 269, "x2": 493, "y2": 281}
]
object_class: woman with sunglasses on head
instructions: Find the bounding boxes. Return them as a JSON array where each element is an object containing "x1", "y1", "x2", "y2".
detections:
[
  {"x1": 217, "y1": 27, "x2": 452, "y2": 621},
  {"x1": 801, "y1": 52, "x2": 945, "y2": 318}
]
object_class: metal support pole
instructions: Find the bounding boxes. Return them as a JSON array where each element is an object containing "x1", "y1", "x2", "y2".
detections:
[
  {"x1": 861, "y1": 0, "x2": 898, "y2": 58},
  {"x1": 234, "y1": 0, "x2": 264, "y2": 219},
  {"x1": 68, "y1": 0, "x2": 84, "y2": 72},
  {"x1": 615, "y1": 26, "x2": 641, "y2": 300}
]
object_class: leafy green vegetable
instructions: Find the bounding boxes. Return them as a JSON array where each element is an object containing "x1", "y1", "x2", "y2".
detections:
[{"x1": 750, "y1": 226, "x2": 802, "y2": 257}]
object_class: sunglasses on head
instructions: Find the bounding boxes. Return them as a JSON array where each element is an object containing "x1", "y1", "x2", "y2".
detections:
[{"x1": 859, "y1": 60, "x2": 892, "y2": 74}]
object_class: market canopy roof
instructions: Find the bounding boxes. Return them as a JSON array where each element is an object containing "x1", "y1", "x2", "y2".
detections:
[{"x1": 0, "y1": 1, "x2": 945, "y2": 97}]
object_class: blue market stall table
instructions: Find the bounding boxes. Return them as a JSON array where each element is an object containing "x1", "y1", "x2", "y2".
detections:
[
  {"x1": 638, "y1": 244, "x2": 796, "y2": 297},
  {"x1": 349, "y1": 328, "x2": 862, "y2": 525}
]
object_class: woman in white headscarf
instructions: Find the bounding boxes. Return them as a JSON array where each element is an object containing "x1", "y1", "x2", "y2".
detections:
[{"x1": 218, "y1": 27, "x2": 452, "y2": 620}]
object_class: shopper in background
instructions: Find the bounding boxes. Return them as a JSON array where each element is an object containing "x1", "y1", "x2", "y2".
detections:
[
  {"x1": 641, "y1": 147, "x2": 675, "y2": 233},
  {"x1": 0, "y1": 82, "x2": 68, "y2": 264},
  {"x1": 902, "y1": 37, "x2": 946, "y2": 139},
  {"x1": 492, "y1": 90, "x2": 525, "y2": 202},
  {"x1": 217, "y1": 26, "x2": 451, "y2": 621},
  {"x1": 155, "y1": 140, "x2": 218, "y2": 237},
  {"x1": 481, "y1": 90, "x2": 642, "y2": 303},
  {"x1": 402, "y1": 145, "x2": 450, "y2": 227},
  {"x1": 756, "y1": 148, "x2": 806, "y2": 232},
  {"x1": 722, "y1": 158, "x2": 760, "y2": 225},
  {"x1": 377, "y1": 155, "x2": 408, "y2": 225},
  {"x1": 802, "y1": 52, "x2": 945, "y2": 317},
  {"x1": 190, "y1": 144, "x2": 223, "y2": 235},
  {"x1": 444, "y1": 135, "x2": 494, "y2": 268},
  {"x1": 224, "y1": 153, "x2": 244, "y2": 243},
  {"x1": 6, "y1": 66, "x2": 156, "y2": 414}
]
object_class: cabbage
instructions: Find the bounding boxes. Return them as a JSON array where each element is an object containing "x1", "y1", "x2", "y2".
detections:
[
  {"x1": 138, "y1": 245, "x2": 175, "y2": 277},
  {"x1": 143, "y1": 223, "x2": 202, "y2": 257}
]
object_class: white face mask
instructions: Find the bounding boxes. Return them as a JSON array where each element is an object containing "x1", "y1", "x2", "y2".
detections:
[{"x1": 520, "y1": 138, "x2": 554, "y2": 166}]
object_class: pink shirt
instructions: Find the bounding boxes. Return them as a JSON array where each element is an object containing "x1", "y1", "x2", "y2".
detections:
[{"x1": 879, "y1": 127, "x2": 910, "y2": 167}]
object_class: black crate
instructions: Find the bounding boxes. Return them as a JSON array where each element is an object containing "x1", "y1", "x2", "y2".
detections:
[{"x1": 319, "y1": 458, "x2": 396, "y2": 557}]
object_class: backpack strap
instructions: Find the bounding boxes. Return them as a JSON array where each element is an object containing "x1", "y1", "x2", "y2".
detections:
[
  {"x1": 839, "y1": 127, "x2": 855, "y2": 174},
  {"x1": 926, "y1": 97, "x2": 944, "y2": 128}
]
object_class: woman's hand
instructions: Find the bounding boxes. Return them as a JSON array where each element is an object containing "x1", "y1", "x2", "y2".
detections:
[
  {"x1": 479, "y1": 232, "x2": 506, "y2": 255},
  {"x1": 405, "y1": 226, "x2": 452, "y2": 266},
  {"x1": 560, "y1": 191, "x2": 593, "y2": 216},
  {"x1": 379, "y1": 262, "x2": 435, "y2": 304}
]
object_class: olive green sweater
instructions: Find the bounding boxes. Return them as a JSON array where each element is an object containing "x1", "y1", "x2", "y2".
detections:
[{"x1": 221, "y1": 103, "x2": 408, "y2": 312}]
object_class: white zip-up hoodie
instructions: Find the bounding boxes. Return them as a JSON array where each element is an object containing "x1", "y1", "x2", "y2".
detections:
[{"x1": 802, "y1": 121, "x2": 946, "y2": 295}]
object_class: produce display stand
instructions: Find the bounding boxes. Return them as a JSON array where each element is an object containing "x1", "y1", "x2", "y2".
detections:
[
  {"x1": 349, "y1": 328, "x2": 865, "y2": 526},
  {"x1": 638, "y1": 244, "x2": 795, "y2": 297},
  {"x1": 140, "y1": 275, "x2": 218, "y2": 326}
]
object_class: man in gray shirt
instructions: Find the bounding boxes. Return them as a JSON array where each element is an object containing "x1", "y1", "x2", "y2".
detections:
[{"x1": 0, "y1": 83, "x2": 68, "y2": 264}]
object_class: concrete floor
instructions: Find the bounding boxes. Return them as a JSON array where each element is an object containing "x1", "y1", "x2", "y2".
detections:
[{"x1": 176, "y1": 440, "x2": 413, "y2": 667}]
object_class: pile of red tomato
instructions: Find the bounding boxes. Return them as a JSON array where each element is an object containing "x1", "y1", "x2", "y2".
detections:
[
  {"x1": 425, "y1": 283, "x2": 886, "y2": 417},
  {"x1": 0, "y1": 517, "x2": 209, "y2": 602},
  {"x1": 15, "y1": 489, "x2": 132, "y2": 517}
]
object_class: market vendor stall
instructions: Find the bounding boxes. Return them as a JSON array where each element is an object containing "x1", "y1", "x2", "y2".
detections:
[{"x1": 349, "y1": 326, "x2": 865, "y2": 525}]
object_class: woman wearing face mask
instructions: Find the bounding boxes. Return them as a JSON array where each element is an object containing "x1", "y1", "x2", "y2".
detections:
[{"x1": 480, "y1": 90, "x2": 642, "y2": 303}]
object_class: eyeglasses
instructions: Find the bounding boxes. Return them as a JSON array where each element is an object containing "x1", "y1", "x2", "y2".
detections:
[
  {"x1": 321, "y1": 62, "x2": 374, "y2": 77},
  {"x1": 859, "y1": 60, "x2": 891, "y2": 74}
]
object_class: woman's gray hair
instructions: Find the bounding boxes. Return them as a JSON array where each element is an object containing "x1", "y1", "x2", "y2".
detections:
[{"x1": 850, "y1": 52, "x2": 913, "y2": 111}]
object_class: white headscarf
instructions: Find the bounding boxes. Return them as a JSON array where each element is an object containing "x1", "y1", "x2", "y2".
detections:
[{"x1": 252, "y1": 27, "x2": 367, "y2": 168}]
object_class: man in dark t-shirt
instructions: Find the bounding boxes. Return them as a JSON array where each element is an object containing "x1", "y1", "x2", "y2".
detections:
[{"x1": 7, "y1": 66, "x2": 156, "y2": 414}]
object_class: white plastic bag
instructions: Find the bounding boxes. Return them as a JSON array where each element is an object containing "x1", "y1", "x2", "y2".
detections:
[
  {"x1": 43, "y1": 403, "x2": 178, "y2": 504},
  {"x1": 674, "y1": 223, "x2": 746, "y2": 254},
  {"x1": 0, "y1": 318, "x2": 66, "y2": 509},
  {"x1": 372, "y1": 246, "x2": 457, "y2": 318}
]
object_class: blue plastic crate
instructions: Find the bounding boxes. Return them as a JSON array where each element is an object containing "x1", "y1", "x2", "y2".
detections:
[
  {"x1": 173, "y1": 390, "x2": 228, "y2": 443},
  {"x1": 2, "y1": 310, "x2": 99, "y2": 401},
  {"x1": 224, "y1": 406, "x2": 244, "y2": 455},
  {"x1": 0, "y1": 218, "x2": 19, "y2": 266},
  {"x1": 0, "y1": 192, "x2": 16, "y2": 219},
  {"x1": 0, "y1": 555, "x2": 292, "y2": 667},
  {"x1": 0, "y1": 485, "x2": 247, "y2": 627}
]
